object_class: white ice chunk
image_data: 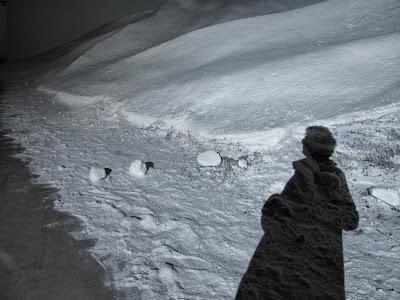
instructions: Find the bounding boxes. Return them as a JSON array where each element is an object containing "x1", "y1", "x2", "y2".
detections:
[
  {"x1": 238, "y1": 159, "x2": 248, "y2": 169},
  {"x1": 89, "y1": 167, "x2": 106, "y2": 182},
  {"x1": 369, "y1": 187, "x2": 400, "y2": 207},
  {"x1": 129, "y1": 159, "x2": 147, "y2": 177},
  {"x1": 197, "y1": 150, "x2": 221, "y2": 167}
]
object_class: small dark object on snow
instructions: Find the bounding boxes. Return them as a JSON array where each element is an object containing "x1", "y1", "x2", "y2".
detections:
[
  {"x1": 236, "y1": 126, "x2": 359, "y2": 300},
  {"x1": 104, "y1": 168, "x2": 112, "y2": 177},
  {"x1": 145, "y1": 162, "x2": 154, "y2": 171}
]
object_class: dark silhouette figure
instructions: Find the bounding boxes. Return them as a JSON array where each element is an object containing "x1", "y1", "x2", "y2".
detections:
[{"x1": 236, "y1": 126, "x2": 359, "y2": 300}]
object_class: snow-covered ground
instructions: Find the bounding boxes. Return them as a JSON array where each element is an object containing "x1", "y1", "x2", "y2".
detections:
[{"x1": 1, "y1": 0, "x2": 400, "y2": 299}]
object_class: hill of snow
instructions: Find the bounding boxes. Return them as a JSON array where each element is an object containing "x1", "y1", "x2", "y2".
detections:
[
  {"x1": 44, "y1": 0, "x2": 306, "y2": 78},
  {"x1": 42, "y1": 0, "x2": 400, "y2": 149}
]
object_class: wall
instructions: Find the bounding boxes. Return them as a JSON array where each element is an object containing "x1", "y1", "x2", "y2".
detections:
[
  {"x1": 6, "y1": 0, "x2": 162, "y2": 59},
  {"x1": 0, "y1": 2, "x2": 6, "y2": 59}
]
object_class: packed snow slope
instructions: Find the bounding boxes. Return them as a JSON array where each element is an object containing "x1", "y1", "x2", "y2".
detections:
[
  {"x1": 39, "y1": 0, "x2": 324, "y2": 78},
  {"x1": 42, "y1": 0, "x2": 400, "y2": 149}
]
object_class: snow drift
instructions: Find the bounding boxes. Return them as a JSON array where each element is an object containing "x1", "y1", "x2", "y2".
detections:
[{"x1": 42, "y1": 0, "x2": 400, "y2": 150}]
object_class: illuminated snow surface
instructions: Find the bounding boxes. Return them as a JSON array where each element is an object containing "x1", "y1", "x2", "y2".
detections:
[
  {"x1": 43, "y1": 0, "x2": 400, "y2": 149},
  {"x1": 2, "y1": 0, "x2": 400, "y2": 299},
  {"x1": 197, "y1": 150, "x2": 222, "y2": 167}
]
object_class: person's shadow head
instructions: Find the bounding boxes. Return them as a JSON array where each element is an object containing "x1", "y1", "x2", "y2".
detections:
[{"x1": 236, "y1": 126, "x2": 359, "y2": 300}]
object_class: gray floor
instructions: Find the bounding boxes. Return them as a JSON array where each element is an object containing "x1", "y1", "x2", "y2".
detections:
[{"x1": 0, "y1": 127, "x2": 116, "y2": 300}]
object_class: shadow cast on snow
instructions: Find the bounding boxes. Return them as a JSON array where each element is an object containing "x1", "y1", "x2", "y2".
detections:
[
  {"x1": 0, "y1": 122, "x2": 116, "y2": 300},
  {"x1": 236, "y1": 129, "x2": 359, "y2": 300}
]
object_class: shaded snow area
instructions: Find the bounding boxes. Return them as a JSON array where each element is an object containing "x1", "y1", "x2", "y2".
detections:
[
  {"x1": 1, "y1": 0, "x2": 400, "y2": 299},
  {"x1": 39, "y1": 0, "x2": 322, "y2": 80}
]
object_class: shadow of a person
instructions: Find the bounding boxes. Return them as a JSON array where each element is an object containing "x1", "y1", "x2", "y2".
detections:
[{"x1": 236, "y1": 126, "x2": 359, "y2": 300}]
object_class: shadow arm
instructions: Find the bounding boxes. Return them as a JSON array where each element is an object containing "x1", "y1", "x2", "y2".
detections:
[
  {"x1": 337, "y1": 170, "x2": 359, "y2": 231},
  {"x1": 261, "y1": 194, "x2": 291, "y2": 232}
]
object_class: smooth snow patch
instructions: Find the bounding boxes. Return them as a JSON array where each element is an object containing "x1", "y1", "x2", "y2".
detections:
[
  {"x1": 129, "y1": 159, "x2": 147, "y2": 177},
  {"x1": 368, "y1": 187, "x2": 400, "y2": 207},
  {"x1": 40, "y1": 87, "x2": 110, "y2": 106},
  {"x1": 89, "y1": 167, "x2": 107, "y2": 182},
  {"x1": 197, "y1": 150, "x2": 222, "y2": 167},
  {"x1": 57, "y1": 165, "x2": 66, "y2": 171},
  {"x1": 123, "y1": 111, "x2": 156, "y2": 128}
]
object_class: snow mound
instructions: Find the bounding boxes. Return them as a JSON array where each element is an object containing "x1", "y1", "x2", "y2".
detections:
[
  {"x1": 368, "y1": 187, "x2": 400, "y2": 207},
  {"x1": 197, "y1": 150, "x2": 222, "y2": 167},
  {"x1": 44, "y1": 0, "x2": 304, "y2": 78},
  {"x1": 129, "y1": 159, "x2": 147, "y2": 177},
  {"x1": 89, "y1": 167, "x2": 107, "y2": 182},
  {"x1": 238, "y1": 159, "x2": 248, "y2": 169}
]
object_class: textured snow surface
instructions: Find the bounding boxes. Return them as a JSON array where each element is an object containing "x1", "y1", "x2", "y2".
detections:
[
  {"x1": 2, "y1": 90, "x2": 399, "y2": 300},
  {"x1": 2, "y1": 0, "x2": 400, "y2": 299},
  {"x1": 197, "y1": 150, "x2": 222, "y2": 167},
  {"x1": 42, "y1": 0, "x2": 400, "y2": 148}
]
